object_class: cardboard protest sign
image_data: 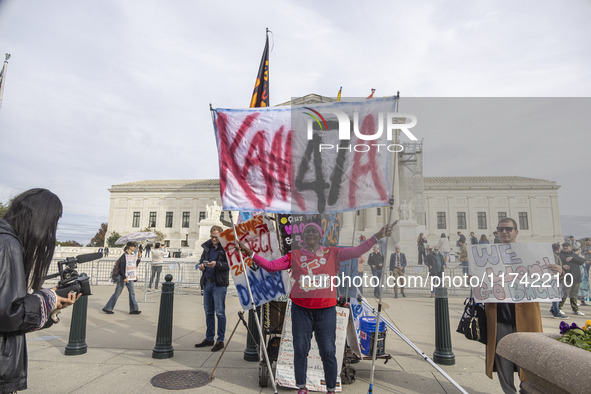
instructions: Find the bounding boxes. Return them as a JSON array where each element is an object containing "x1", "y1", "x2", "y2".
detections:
[
  {"x1": 212, "y1": 98, "x2": 397, "y2": 214},
  {"x1": 467, "y1": 243, "x2": 561, "y2": 303},
  {"x1": 218, "y1": 215, "x2": 290, "y2": 310},
  {"x1": 277, "y1": 213, "x2": 341, "y2": 254},
  {"x1": 275, "y1": 300, "x2": 349, "y2": 392},
  {"x1": 125, "y1": 254, "x2": 137, "y2": 281}
]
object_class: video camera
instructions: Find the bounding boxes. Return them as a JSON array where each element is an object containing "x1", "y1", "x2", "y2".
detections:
[{"x1": 46, "y1": 252, "x2": 102, "y2": 297}]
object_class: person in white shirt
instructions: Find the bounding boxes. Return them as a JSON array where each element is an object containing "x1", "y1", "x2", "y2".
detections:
[
  {"x1": 149, "y1": 242, "x2": 166, "y2": 290},
  {"x1": 437, "y1": 233, "x2": 451, "y2": 263}
]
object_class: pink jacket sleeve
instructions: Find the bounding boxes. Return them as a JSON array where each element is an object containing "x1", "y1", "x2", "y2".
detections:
[
  {"x1": 337, "y1": 236, "x2": 378, "y2": 262},
  {"x1": 252, "y1": 252, "x2": 291, "y2": 272}
]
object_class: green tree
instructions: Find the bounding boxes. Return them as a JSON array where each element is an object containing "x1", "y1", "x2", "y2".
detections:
[
  {"x1": 57, "y1": 240, "x2": 83, "y2": 247},
  {"x1": 142, "y1": 227, "x2": 165, "y2": 242},
  {"x1": 0, "y1": 201, "x2": 10, "y2": 217},
  {"x1": 87, "y1": 223, "x2": 108, "y2": 247},
  {"x1": 106, "y1": 231, "x2": 121, "y2": 247}
]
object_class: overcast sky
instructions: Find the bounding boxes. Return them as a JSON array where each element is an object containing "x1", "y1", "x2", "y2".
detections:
[{"x1": 0, "y1": 0, "x2": 589, "y2": 244}]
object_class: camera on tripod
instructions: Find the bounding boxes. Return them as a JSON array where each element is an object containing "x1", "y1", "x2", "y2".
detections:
[{"x1": 47, "y1": 252, "x2": 102, "y2": 297}]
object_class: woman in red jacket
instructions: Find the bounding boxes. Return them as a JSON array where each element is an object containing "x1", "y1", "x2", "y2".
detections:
[{"x1": 237, "y1": 222, "x2": 393, "y2": 394}]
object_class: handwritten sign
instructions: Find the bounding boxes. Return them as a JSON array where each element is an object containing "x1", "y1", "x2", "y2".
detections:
[
  {"x1": 277, "y1": 213, "x2": 341, "y2": 254},
  {"x1": 275, "y1": 300, "x2": 349, "y2": 392},
  {"x1": 467, "y1": 243, "x2": 561, "y2": 303},
  {"x1": 125, "y1": 254, "x2": 137, "y2": 281},
  {"x1": 218, "y1": 215, "x2": 290, "y2": 310}
]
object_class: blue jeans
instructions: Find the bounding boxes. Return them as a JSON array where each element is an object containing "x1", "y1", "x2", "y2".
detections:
[
  {"x1": 461, "y1": 261, "x2": 469, "y2": 275},
  {"x1": 104, "y1": 275, "x2": 139, "y2": 312},
  {"x1": 149, "y1": 265, "x2": 162, "y2": 289},
  {"x1": 550, "y1": 301, "x2": 560, "y2": 316},
  {"x1": 291, "y1": 303, "x2": 337, "y2": 391},
  {"x1": 203, "y1": 281, "x2": 227, "y2": 342}
]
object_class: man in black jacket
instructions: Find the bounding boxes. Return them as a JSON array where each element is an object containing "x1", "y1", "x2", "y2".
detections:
[
  {"x1": 368, "y1": 245, "x2": 384, "y2": 298},
  {"x1": 559, "y1": 242, "x2": 586, "y2": 316},
  {"x1": 426, "y1": 246, "x2": 445, "y2": 298},
  {"x1": 195, "y1": 225, "x2": 229, "y2": 351}
]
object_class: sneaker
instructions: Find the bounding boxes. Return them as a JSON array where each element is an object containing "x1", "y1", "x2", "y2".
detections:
[
  {"x1": 129, "y1": 310, "x2": 142, "y2": 315},
  {"x1": 102, "y1": 308, "x2": 114, "y2": 314},
  {"x1": 574, "y1": 311, "x2": 585, "y2": 316},
  {"x1": 394, "y1": 294, "x2": 398, "y2": 298},
  {"x1": 402, "y1": 293, "x2": 406, "y2": 298},
  {"x1": 211, "y1": 342, "x2": 224, "y2": 352},
  {"x1": 194, "y1": 339, "x2": 214, "y2": 348},
  {"x1": 297, "y1": 389, "x2": 308, "y2": 394},
  {"x1": 553, "y1": 314, "x2": 569, "y2": 319}
]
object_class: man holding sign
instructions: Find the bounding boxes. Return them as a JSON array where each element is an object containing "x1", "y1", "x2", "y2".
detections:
[{"x1": 481, "y1": 218, "x2": 561, "y2": 393}]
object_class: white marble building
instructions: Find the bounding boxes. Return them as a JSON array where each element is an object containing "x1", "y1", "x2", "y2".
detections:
[{"x1": 107, "y1": 176, "x2": 562, "y2": 259}]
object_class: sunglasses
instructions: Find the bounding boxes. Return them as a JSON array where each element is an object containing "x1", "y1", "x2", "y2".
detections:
[{"x1": 496, "y1": 226, "x2": 515, "y2": 233}]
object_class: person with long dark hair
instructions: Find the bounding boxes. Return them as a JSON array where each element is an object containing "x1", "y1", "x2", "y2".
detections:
[
  {"x1": 0, "y1": 188, "x2": 78, "y2": 393},
  {"x1": 102, "y1": 242, "x2": 141, "y2": 314}
]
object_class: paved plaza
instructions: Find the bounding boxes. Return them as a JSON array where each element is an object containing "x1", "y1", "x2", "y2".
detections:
[{"x1": 24, "y1": 283, "x2": 588, "y2": 393}]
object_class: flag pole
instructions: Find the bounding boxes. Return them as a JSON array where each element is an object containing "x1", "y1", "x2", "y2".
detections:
[
  {"x1": 0, "y1": 53, "x2": 11, "y2": 109},
  {"x1": 343, "y1": 211, "x2": 358, "y2": 301},
  {"x1": 367, "y1": 93, "x2": 399, "y2": 394},
  {"x1": 229, "y1": 211, "x2": 278, "y2": 394}
]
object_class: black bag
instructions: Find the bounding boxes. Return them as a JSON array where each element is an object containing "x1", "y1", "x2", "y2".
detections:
[
  {"x1": 457, "y1": 293, "x2": 487, "y2": 344},
  {"x1": 111, "y1": 262, "x2": 119, "y2": 283}
]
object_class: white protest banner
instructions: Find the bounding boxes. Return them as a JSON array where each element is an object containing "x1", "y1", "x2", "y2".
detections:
[
  {"x1": 125, "y1": 254, "x2": 137, "y2": 281},
  {"x1": 218, "y1": 215, "x2": 290, "y2": 310},
  {"x1": 275, "y1": 300, "x2": 349, "y2": 392},
  {"x1": 213, "y1": 97, "x2": 398, "y2": 214},
  {"x1": 467, "y1": 243, "x2": 561, "y2": 303}
]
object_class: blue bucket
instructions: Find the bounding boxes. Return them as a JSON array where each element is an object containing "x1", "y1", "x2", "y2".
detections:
[{"x1": 359, "y1": 316, "x2": 387, "y2": 356}]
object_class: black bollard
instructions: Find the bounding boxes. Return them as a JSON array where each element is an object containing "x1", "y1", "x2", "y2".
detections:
[
  {"x1": 65, "y1": 293, "x2": 89, "y2": 355},
  {"x1": 433, "y1": 285, "x2": 455, "y2": 365},
  {"x1": 152, "y1": 274, "x2": 175, "y2": 359},
  {"x1": 243, "y1": 307, "x2": 261, "y2": 361}
]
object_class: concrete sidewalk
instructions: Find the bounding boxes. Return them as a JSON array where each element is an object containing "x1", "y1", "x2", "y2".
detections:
[{"x1": 23, "y1": 283, "x2": 587, "y2": 393}]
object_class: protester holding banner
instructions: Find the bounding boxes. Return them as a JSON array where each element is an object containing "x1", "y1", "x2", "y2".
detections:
[
  {"x1": 237, "y1": 222, "x2": 393, "y2": 394},
  {"x1": 103, "y1": 242, "x2": 141, "y2": 314},
  {"x1": 483, "y1": 218, "x2": 561, "y2": 393}
]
